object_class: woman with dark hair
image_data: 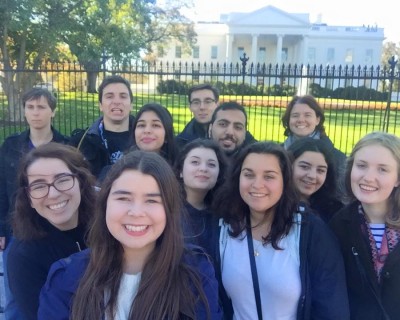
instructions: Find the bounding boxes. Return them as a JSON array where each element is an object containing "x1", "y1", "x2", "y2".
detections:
[
  {"x1": 174, "y1": 139, "x2": 227, "y2": 253},
  {"x1": 39, "y1": 150, "x2": 222, "y2": 320},
  {"x1": 132, "y1": 103, "x2": 178, "y2": 165},
  {"x1": 288, "y1": 137, "x2": 343, "y2": 222},
  {"x1": 281, "y1": 95, "x2": 346, "y2": 191},
  {"x1": 7, "y1": 143, "x2": 96, "y2": 320},
  {"x1": 212, "y1": 141, "x2": 349, "y2": 319},
  {"x1": 330, "y1": 132, "x2": 400, "y2": 320}
]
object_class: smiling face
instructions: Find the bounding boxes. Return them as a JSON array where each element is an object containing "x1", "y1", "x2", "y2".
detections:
[
  {"x1": 351, "y1": 144, "x2": 400, "y2": 216},
  {"x1": 239, "y1": 153, "x2": 284, "y2": 219},
  {"x1": 289, "y1": 103, "x2": 320, "y2": 137},
  {"x1": 209, "y1": 109, "x2": 246, "y2": 155},
  {"x1": 24, "y1": 96, "x2": 55, "y2": 131},
  {"x1": 182, "y1": 147, "x2": 219, "y2": 198},
  {"x1": 293, "y1": 151, "x2": 328, "y2": 199},
  {"x1": 134, "y1": 111, "x2": 166, "y2": 152},
  {"x1": 106, "y1": 170, "x2": 166, "y2": 259},
  {"x1": 99, "y1": 83, "x2": 132, "y2": 127},
  {"x1": 27, "y1": 158, "x2": 81, "y2": 230}
]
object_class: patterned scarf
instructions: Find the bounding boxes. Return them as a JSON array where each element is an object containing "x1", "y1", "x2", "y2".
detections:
[
  {"x1": 358, "y1": 204, "x2": 400, "y2": 281},
  {"x1": 283, "y1": 130, "x2": 320, "y2": 149}
]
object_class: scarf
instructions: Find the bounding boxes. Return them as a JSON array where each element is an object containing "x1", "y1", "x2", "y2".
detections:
[
  {"x1": 283, "y1": 130, "x2": 320, "y2": 149},
  {"x1": 358, "y1": 204, "x2": 400, "y2": 281}
]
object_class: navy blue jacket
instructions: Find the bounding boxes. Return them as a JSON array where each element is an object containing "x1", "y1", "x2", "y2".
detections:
[
  {"x1": 38, "y1": 248, "x2": 223, "y2": 320},
  {"x1": 0, "y1": 128, "x2": 69, "y2": 238},
  {"x1": 183, "y1": 202, "x2": 220, "y2": 256},
  {"x1": 176, "y1": 118, "x2": 208, "y2": 149}
]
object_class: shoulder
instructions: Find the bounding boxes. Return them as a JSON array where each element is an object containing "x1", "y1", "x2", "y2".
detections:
[
  {"x1": 299, "y1": 209, "x2": 340, "y2": 250},
  {"x1": 51, "y1": 128, "x2": 69, "y2": 144},
  {"x1": 320, "y1": 136, "x2": 346, "y2": 158},
  {"x1": 329, "y1": 202, "x2": 359, "y2": 233},
  {"x1": 70, "y1": 119, "x2": 102, "y2": 147},
  {"x1": 45, "y1": 249, "x2": 90, "y2": 289},
  {"x1": 1, "y1": 131, "x2": 28, "y2": 149},
  {"x1": 245, "y1": 130, "x2": 257, "y2": 144},
  {"x1": 177, "y1": 119, "x2": 199, "y2": 139},
  {"x1": 184, "y1": 245, "x2": 214, "y2": 273}
]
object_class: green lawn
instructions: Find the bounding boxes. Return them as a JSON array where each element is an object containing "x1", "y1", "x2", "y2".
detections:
[{"x1": 1, "y1": 92, "x2": 399, "y2": 155}]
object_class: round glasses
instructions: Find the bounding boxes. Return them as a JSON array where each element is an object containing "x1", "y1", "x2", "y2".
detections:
[{"x1": 26, "y1": 174, "x2": 77, "y2": 199}]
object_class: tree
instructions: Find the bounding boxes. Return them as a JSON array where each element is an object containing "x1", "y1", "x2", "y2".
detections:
[
  {"x1": 0, "y1": 0, "x2": 196, "y2": 120},
  {"x1": 0, "y1": 0, "x2": 84, "y2": 121},
  {"x1": 63, "y1": 0, "x2": 196, "y2": 92},
  {"x1": 381, "y1": 41, "x2": 400, "y2": 93}
]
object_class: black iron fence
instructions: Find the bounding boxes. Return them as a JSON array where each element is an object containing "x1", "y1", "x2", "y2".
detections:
[{"x1": 1, "y1": 57, "x2": 400, "y2": 153}]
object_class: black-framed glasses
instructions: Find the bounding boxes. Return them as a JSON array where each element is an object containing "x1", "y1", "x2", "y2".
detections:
[
  {"x1": 26, "y1": 174, "x2": 77, "y2": 199},
  {"x1": 190, "y1": 98, "x2": 216, "y2": 107}
]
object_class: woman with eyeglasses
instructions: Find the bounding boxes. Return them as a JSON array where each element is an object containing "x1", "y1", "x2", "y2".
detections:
[{"x1": 6, "y1": 143, "x2": 96, "y2": 320}]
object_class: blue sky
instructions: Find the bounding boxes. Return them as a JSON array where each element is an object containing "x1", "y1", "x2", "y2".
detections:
[{"x1": 185, "y1": 0, "x2": 399, "y2": 43}]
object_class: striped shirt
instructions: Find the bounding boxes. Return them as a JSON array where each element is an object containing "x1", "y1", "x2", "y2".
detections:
[{"x1": 369, "y1": 223, "x2": 385, "y2": 250}]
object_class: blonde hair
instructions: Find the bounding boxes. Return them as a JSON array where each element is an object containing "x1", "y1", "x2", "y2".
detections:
[{"x1": 345, "y1": 131, "x2": 400, "y2": 228}]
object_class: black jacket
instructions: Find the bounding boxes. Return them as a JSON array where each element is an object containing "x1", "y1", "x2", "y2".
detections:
[
  {"x1": 330, "y1": 202, "x2": 400, "y2": 320},
  {"x1": 211, "y1": 209, "x2": 350, "y2": 320},
  {"x1": 0, "y1": 128, "x2": 69, "y2": 238},
  {"x1": 7, "y1": 217, "x2": 87, "y2": 320},
  {"x1": 70, "y1": 115, "x2": 135, "y2": 178},
  {"x1": 176, "y1": 118, "x2": 208, "y2": 149}
]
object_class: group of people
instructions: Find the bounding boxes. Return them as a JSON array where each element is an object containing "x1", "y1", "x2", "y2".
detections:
[{"x1": 0, "y1": 76, "x2": 399, "y2": 320}]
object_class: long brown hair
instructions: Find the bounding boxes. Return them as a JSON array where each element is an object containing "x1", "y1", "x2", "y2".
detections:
[
  {"x1": 71, "y1": 150, "x2": 211, "y2": 319},
  {"x1": 213, "y1": 141, "x2": 299, "y2": 249},
  {"x1": 12, "y1": 143, "x2": 95, "y2": 240}
]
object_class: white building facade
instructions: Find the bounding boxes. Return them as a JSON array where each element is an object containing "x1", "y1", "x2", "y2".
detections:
[{"x1": 157, "y1": 5, "x2": 384, "y2": 68}]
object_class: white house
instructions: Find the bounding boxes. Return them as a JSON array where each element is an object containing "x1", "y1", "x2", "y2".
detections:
[{"x1": 157, "y1": 5, "x2": 384, "y2": 68}]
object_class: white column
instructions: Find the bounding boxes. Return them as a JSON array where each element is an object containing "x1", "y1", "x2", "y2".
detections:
[
  {"x1": 226, "y1": 34, "x2": 234, "y2": 64},
  {"x1": 251, "y1": 34, "x2": 258, "y2": 63},
  {"x1": 276, "y1": 34, "x2": 283, "y2": 65},
  {"x1": 302, "y1": 35, "x2": 309, "y2": 65}
]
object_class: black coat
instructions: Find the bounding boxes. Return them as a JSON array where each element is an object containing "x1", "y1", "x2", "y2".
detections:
[
  {"x1": 176, "y1": 118, "x2": 208, "y2": 150},
  {"x1": 210, "y1": 209, "x2": 350, "y2": 320},
  {"x1": 7, "y1": 217, "x2": 87, "y2": 320},
  {"x1": 0, "y1": 128, "x2": 69, "y2": 238},
  {"x1": 330, "y1": 202, "x2": 400, "y2": 320},
  {"x1": 70, "y1": 115, "x2": 135, "y2": 178}
]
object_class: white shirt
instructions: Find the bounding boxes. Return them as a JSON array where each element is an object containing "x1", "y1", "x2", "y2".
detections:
[
  {"x1": 220, "y1": 215, "x2": 302, "y2": 320},
  {"x1": 105, "y1": 272, "x2": 141, "y2": 320}
]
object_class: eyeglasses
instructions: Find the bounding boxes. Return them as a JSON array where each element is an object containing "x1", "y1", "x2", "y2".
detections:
[
  {"x1": 26, "y1": 174, "x2": 77, "y2": 199},
  {"x1": 190, "y1": 98, "x2": 216, "y2": 107}
]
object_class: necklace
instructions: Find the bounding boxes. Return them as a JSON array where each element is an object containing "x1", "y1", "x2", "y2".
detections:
[{"x1": 253, "y1": 239, "x2": 263, "y2": 257}]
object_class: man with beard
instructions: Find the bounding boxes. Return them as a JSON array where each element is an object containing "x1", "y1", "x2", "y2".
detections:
[{"x1": 208, "y1": 101, "x2": 256, "y2": 158}]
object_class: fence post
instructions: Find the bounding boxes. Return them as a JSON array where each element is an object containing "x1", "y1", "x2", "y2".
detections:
[
  {"x1": 240, "y1": 53, "x2": 249, "y2": 105},
  {"x1": 382, "y1": 55, "x2": 398, "y2": 132}
]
